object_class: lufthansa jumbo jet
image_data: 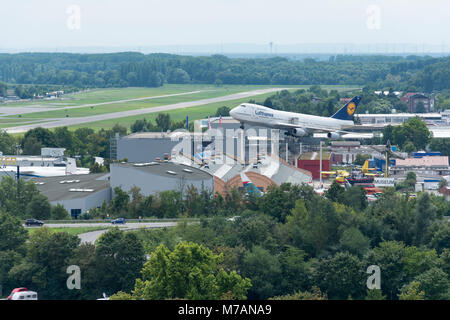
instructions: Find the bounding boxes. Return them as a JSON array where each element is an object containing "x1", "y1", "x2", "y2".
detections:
[{"x1": 229, "y1": 96, "x2": 361, "y2": 138}]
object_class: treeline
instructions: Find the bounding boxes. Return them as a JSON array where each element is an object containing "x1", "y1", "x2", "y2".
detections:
[
  {"x1": 260, "y1": 86, "x2": 409, "y2": 117},
  {"x1": 1, "y1": 52, "x2": 449, "y2": 92},
  {"x1": 1, "y1": 181, "x2": 449, "y2": 300},
  {"x1": 0, "y1": 105, "x2": 228, "y2": 169},
  {"x1": 0, "y1": 176, "x2": 71, "y2": 220},
  {"x1": 125, "y1": 183, "x2": 449, "y2": 300}
]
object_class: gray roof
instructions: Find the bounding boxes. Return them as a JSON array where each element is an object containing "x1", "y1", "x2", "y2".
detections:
[
  {"x1": 32, "y1": 173, "x2": 110, "y2": 202},
  {"x1": 112, "y1": 162, "x2": 213, "y2": 180},
  {"x1": 173, "y1": 154, "x2": 312, "y2": 185}
]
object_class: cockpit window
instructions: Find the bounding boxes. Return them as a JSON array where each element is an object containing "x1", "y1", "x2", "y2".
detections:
[{"x1": 240, "y1": 104, "x2": 246, "y2": 108}]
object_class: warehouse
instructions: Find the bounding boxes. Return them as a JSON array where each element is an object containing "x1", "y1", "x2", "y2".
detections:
[
  {"x1": 172, "y1": 153, "x2": 312, "y2": 196},
  {"x1": 110, "y1": 161, "x2": 214, "y2": 196},
  {"x1": 297, "y1": 151, "x2": 331, "y2": 180},
  {"x1": 32, "y1": 173, "x2": 111, "y2": 219}
]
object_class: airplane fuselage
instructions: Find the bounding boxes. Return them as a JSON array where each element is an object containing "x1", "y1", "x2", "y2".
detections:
[{"x1": 229, "y1": 103, "x2": 354, "y2": 133}]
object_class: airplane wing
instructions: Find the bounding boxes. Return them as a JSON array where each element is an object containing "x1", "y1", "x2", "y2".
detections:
[{"x1": 272, "y1": 121, "x2": 350, "y2": 134}]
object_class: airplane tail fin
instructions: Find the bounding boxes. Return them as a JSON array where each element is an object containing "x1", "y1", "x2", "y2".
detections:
[
  {"x1": 362, "y1": 160, "x2": 369, "y2": 173},
  {"x1": 331, "y1": 96, "x2": 361, "y2": 121},
  {"x1": 240, "y1": 172, "x2": 263, "y2": 197},
  {"x1": 66, "y1": 157, "x2": 77, "y2": 175}
]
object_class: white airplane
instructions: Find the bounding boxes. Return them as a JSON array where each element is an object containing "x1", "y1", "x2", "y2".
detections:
[
  {"x1": 229, "y1": 96, "x2": 361, "y2": 138},
  {"x1": 0, "y1": 157, "x2": 89, "y2": 178}
]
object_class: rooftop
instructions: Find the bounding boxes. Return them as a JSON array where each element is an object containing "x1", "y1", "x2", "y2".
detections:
[
  {"x1": 111, "y1": 161, "x2": 213, "y2": 180},
  {"x1": 32, "y1": 173, "x2": 110, "y2": 202},
  {"x1": 298, "y1": 151, "x2": 331, "y2": 160},
  {"x1": 121, "y1": 131, "x2": 212, "y2": 141},
  {"x1": 395, "y1": 156, "x2": 449, "y2": 167},
  {"x1": 172, "y1": 153, "x2": 312, "y2": 185}
]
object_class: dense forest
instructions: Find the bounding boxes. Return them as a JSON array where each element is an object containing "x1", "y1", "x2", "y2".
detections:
[
  {"x1": 0, "y1": 179, "x2": 449, "y2": 300},
  {"x1": 1, "y1": 53, "x2": 449, "y2": 97}
]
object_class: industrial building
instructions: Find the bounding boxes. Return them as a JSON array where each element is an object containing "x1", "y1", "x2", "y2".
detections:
[
  {"x1": 400, "y1": 92, "x2": 435, "y2": 113},
  {"x1": 356, "y1": 113, "x2": 442, "y2": 125},
  {"x1": 172, "y1": 152, "x2": 313, "y2": 195},
  {"x1": 391, "y1": 156, "x2": 450, "y2": 176},
  {"x1": 110, "y1": 161, "x2": 214, "y2": 196},
  {"x1": 112, "y1": 131, "x2": 200, "y2": 162},
  {"x1": 296, "y1": 151, "x2": 331, "y2": 180},
  {"x1": 32, "y1": 173, "x2": 111, "y2": 219}
]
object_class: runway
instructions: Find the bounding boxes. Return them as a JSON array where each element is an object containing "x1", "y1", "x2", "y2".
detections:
[{"x1": 4, "y1": 88, "x2": 287, "y2": 133}]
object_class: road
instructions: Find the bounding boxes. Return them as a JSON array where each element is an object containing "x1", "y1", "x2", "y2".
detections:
[
  {"x1": 5, "y1": 88, "x2": 287, "y2": 133},
  {"x1": 0, "y1": 90, "x2": 204, "y2": 117},
  {"x1": 38, "y1": 222, "x2": 178, "y2": 244}
]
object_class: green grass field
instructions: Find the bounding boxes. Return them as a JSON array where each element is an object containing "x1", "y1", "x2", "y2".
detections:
[
  {"x1": 27, "y1": 226, "x2": 111, "y2": 236},
  {"x1": 65, "y1": 90, "x2": 289, "y2": 131},
  {"x1": 1, "y1": 84, "x2": 360, "y2": 131}
]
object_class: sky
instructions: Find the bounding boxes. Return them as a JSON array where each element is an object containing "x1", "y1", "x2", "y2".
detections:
[{"x1": 0, "y1": 0, "x2": 449, "y2": 53}]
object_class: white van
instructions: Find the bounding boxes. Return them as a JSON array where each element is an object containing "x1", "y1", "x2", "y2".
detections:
[{"x1": 10, "y1": 291, "x2": 38, "y2": 300}]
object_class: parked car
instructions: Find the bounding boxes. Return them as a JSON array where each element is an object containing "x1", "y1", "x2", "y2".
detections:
[
  {"x1": 10, "y1": 291, "x2": 38, "y2": 300},
  {"x1": 111, "y1": 218, "x2": 126, "y2": 225},
  {"x1": 7, "y1": 287, "x2": 28, "y2": 300},
  {"x1": 24, "y1": 219, "x2": 44, "y2": 226}
]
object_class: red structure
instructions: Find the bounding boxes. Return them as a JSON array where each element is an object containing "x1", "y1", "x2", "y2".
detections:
[{"x1": 297, "y1": 151, "x2": 331, "y2": 180}]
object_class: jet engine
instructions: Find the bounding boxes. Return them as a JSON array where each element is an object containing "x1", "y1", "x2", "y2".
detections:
[
  {"x1": 291, "y1": 128, "x2": 308, "y2": 137},
  {"x1": 327, "y1": 132, "x2": 341, "y2": 139}
]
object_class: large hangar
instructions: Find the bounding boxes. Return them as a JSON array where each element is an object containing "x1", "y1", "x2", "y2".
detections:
[
  {"x1": 110, "y1": 161, "x2": 214, "y2": 196},
  {"x1": 32, "y1": 173, "x2": 111, "y2": 218}
]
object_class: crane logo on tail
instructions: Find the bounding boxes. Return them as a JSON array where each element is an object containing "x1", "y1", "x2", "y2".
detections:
[{"x1": 347, "y1": 102, "x2": 356, "y2": 116}]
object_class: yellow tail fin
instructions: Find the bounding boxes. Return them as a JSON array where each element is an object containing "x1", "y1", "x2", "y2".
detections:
[{"x1": 362, "y1": 160, "x2": 369, "y2": 173}]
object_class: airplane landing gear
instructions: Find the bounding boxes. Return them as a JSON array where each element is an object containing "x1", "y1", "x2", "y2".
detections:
[{"x1": 239, "y1": 123, "x2": 245, "y2": 129}]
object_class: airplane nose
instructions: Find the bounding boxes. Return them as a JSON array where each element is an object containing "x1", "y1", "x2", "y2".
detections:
[{"x1": 229, "y1": 108, "x2": 236, "y2": 118}]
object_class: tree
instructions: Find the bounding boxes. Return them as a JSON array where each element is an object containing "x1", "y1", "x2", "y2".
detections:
[
  {"x1": 26, "y1": 194, "x2": 51, "y2": 220},
  {"x1": 414, "y1": 192, "x2": 437, "y2": 246},
  {"x1": 429, "y1": 222, "x2": 450, "y2": 254},
  {"x1": 8, "y1": 228, "x2": 80, "y2": 299},
  {"x1": 0, "y1": 176, "x2": 40, "y2": 217},
  {"x1": 112, "y1": 242, "x2": 251, "y2": 300},
  {"x1": 51, "y1": 204, "x2": 70, "y2": 220},
  {"x1": 241, "y1": 245, "x2": 281, "y2": 299},
  {"x1": 215, "y1": 106, "x2": 230, "y2": 117},
  {"x1": 0, "y1": 131, "x2": 18, "y2": 155},
  {"x1": 22, "y1": 136, "x2": 43, "y2": 155},
  {"x1": 0, "y1": 211, "x2": 28, "y2": 252},
  {"x1": 314, "y1": 252, "x2": 366, "y2": 300},
  {"x1": 365, "y1": 289, "x2": 386, "y2": 300},
  {"x1": 22, "y1": 127, "x2": 56, "y2": 149},
  {"x1": 168, "y1": 68, "x2": 190, "y2": 84},
  {"x1": 278, "y1": 246, "x2": 310, "y2": 294},
  {"x1": 363, "y1": 241, "x2": 407, "y2": 300},
  {"x1": 414, "y1": 267, "x2": 449, "y2": 300},
  {"x1": 339, "y1": 186, "x2": 367, "y2": 212},
  {"x1": 67, "y1": 243, "x2": 100, "y2": 300},
  {"x1": 94, "y1": 228, "x2": 145, "y2": 295},
  {"x1": 339, "y1": 227, "x2": 370, "y2": 257},
  {"x1": 392, "y1": 117, "x2": 431, "y2": 151},
  {"x1": 155, "y1": 113, "x2": 171, "y2": 132},
  {"x1": 270, "y1": 287, "x2": 327, "y2": 300},
  {"x1": 398, "y1": 281, "x2": 425, "y2": 300},
  {"x1": 111, "y1": 187, "x2": 130, "y2": 217},
  {"x1": 325, "y1": 181, "x2": 345, "y2": 202}
]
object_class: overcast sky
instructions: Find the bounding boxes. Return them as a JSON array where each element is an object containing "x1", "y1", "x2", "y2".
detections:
[{"x1": 1, "y1": 0, "x2": 449, "y2": 52}]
